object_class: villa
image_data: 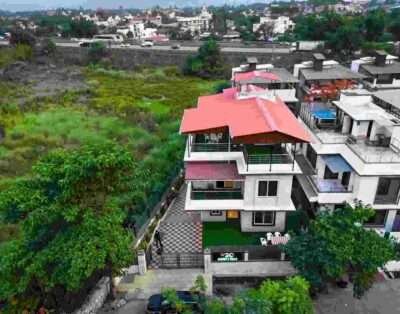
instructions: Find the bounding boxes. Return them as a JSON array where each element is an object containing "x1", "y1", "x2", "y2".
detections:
[{"x1": 179, "y1": 73, "x2": 310, "y2": 236}]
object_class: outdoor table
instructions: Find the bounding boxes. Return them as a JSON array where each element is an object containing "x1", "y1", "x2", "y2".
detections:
[{"x1": 271, "y1": 236, "x2": 289, "y2": 246}]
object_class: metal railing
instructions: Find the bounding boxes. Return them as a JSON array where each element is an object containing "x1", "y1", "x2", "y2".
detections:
[
  {"x1": 247, "y1": 153, "x2": 292, "y2": 165},
  {"x1": 308, "y1": 176, "x2": 353, "y2": 193},
  {"x1": 191, "y1": 189, "x2": 243, "y2": 200},
  {"x1": 190, "y1": 143, "x2": 242, "y2": 152}
]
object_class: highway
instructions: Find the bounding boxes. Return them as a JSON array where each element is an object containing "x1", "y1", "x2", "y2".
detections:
[
  {"x1": 0, "y1": 39, "x2": 292, "y2": 53},
  {"x1": 55, "y1": 42, "x2": 291, "y2": 54}
]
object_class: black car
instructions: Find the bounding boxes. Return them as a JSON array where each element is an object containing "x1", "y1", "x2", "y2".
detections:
[{"x1": 146, "y1": 291, "x2": 199, "y2": 314}]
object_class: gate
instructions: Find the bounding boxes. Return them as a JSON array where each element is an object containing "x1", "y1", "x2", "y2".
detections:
[{"x1": 160, "y1": 252, "x2": 204, "y2": 269}]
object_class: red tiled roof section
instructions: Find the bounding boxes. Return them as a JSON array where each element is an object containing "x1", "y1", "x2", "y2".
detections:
[
  {"x1": 185, "y1": 162, "x2": 244, "y2": 181},
  {"x1": 234, "y1": 70, "x2": 280, "y2": 82},
  {"x1": 180, "y1": 90, "x2": 310, "y2": 143}
]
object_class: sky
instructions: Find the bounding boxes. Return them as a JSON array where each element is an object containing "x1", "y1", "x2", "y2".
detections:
[{"x1": 0, "y1": 0, "x2": 259, "y2": 11}]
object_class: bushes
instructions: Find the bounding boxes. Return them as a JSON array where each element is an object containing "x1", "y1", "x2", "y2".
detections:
[
  {"x1": 13, "y1": 44, "x2": 33, "y2": 61},
  {"x1": 88, "y1": 41, "x2": 108, "y2": 63},
  {"x1": 39, "y1": 38, "x2": 56, "y2": 55},
  {"x1": 9, "y1": 28, "x2": 36, "y2": 47}
]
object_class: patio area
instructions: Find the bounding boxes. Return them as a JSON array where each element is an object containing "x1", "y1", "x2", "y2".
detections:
[{"x1": 203, "y1": 221, "x2": 264, "y2": 248}]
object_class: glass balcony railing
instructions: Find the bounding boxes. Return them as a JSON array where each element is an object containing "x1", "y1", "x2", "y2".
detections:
[{"x1": 191, "y1": 189, "x2": 243, "y2": 200}]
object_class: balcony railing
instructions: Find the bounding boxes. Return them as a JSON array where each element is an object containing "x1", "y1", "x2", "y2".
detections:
[
  {"x1": 309, "y1": 176, "x2": 352, "y2": 193},
  {"x1": 190, "y1": 143, "x2": 242, "y2": 152},
  {"x1": 191, "y1": 189, "x2": 243, "y2": 200},
  {"x1": 247, "y1": 153, "x2": 292, "y2": 165}
]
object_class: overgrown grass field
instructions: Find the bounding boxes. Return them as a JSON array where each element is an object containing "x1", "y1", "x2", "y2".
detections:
[{"x1": 0, "y1": 65, "x2": 221, "y2": 240}]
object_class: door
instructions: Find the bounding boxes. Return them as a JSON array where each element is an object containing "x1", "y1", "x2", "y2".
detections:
[
  {"x1": 227, "y1": 210, "x2": 240, "y2": 221},
  {"x1": 341, "y1": 172, "x2": 351, "y2": 188}
]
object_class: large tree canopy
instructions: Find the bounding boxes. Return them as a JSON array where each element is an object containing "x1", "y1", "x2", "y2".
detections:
[
  {"x1": 283, "y1": 203, "x2": 396, "y2": 298},
  {"x1": 0, "y1": 144, "x2": 135, "y2": 312}
]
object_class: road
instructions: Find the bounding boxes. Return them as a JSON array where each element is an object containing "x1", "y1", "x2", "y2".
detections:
[
  {"x1": 0, "y1": 40, "x2": 291, "y2": 54},
  {"x1": 55, "y1": 42, "x2": 291, "y2": 53}
]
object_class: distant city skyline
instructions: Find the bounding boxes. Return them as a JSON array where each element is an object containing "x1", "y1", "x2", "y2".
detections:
[{"x1": 0, "y1": 0, "x2": 266, "y2": 12}]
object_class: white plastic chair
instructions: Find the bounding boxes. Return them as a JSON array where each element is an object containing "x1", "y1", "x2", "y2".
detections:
[
  {"x1": 260, "y1": 237, "x2": 267, "y2": 246},
  {"x1": 274, "y1": 232, "x2": 281, "y2": 237},
  {"x1": 266, "y1": 232, "x2": 273, "y2": 241}
]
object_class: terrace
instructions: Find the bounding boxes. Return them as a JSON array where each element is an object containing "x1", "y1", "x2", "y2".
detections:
[{"x1": 299, "y1": 102, "x2": 348, "y2": 144}]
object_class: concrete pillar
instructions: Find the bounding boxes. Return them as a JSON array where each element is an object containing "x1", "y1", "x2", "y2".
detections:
[
  {"x1": 138, "y1": 250, "x2": 147, "y2": 275},
  {"x1": 280, "y1": 252, "x2": 286, "y2": 261},
  {"x1": 204, "y1": 249, "x2": 211, "y2": 274},
  {"x1": 244, "y1": 251, "x2": 249, "y2": 262},
  {"x1": 342, "y1": 115, "x2": 351, "y2": 134},
  {"x1": 385, "y1": 210, "x2": 397, "y2": 233}
]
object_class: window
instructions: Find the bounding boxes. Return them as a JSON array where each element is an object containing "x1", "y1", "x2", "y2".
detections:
[
  {"x1": 253, "y1": 211, "x2": 275, "y2": 226},
  {"x1": 306, "y1": 144, "x2": 317, "y2": 169},
  {"x1": 216, "y1": 181, "x2": 235, "y2": 189},
  {"x1": 375, "y1": 177, "x2": 400, "y2": 204},
  {"x1": 210, "y1": 210, "x2": 222, "y2": 216},
  {"x1": 324, "y1": 166, "x2": 339, "y2": 180},
  {"x1": 258, "y1": 181, "x2": 278, "y2": 197},
  {"x1": 365, "y1": 210, "x2": 387, "y2": 226}
]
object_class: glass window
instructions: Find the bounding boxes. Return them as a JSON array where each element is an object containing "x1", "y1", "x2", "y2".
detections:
[
  {"x1": 375, "y1": 177, "x2": 400, "y2": 204},
  {"x1": 210, "y1": 210, "x2": 222, "y2": 216},
  {"x1": 258, "y1": 181, "x2": 278, "y2": 197},
  {"x1": 253, "y1": 212, "x2": 275, "y2": 226},
  {"x1": 365, "y1": 210, "x2": 387, "y2": 226}
]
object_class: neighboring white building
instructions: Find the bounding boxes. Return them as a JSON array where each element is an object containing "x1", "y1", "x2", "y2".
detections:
[
  {"x1": 117, "y1": 21, "x2": 145, "y2": 39},
  {"x1": 253, "y1": 15, "x2": 295, "y2": 35},
  {"x1": 295, "y1": 89, "x2": 400, "y2": 233},
  {"x1": 176, "y1": 6, "x2": 212, "y2": 34},
  {"x1": 351, "y1": 51, "x2": 400, "y2": 91}
]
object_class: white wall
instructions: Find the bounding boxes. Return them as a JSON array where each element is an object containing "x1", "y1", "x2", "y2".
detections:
[
  {"x1": 243, "y1": 174, "x2": 294, "y2": 211},
  {"x1": 240, "y1": 211, "x2": 286, "y2": 232},
  {"x1": 201, "y1": 211, "x2": 227, "y2": 222},
  {"x1": 351, "y1": 121, "x2": 370, "y2": 138}
]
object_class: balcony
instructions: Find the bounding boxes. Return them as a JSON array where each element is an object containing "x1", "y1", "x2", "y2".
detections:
[
  {"x1": 186, "y1": 182, "x2": 245, "y2": 211},
  {"x1": 243, "y1": 144, "x2": 294, "y2": 171},
  {"x1": 191, "y1": 189, "x2": 243, "y2": 200},
  {"x1": 306, "y1": 175, "x2": 353, "y2": 204},
  {"x1": 346, "y1": 136, "x2": 400, "y2": 163}
]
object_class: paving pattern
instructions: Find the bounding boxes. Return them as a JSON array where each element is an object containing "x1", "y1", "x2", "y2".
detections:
[{"x1": 150, "y1": 185, "x2": 203, "y2": 268}]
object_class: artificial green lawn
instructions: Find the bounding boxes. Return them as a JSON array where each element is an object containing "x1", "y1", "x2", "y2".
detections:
[{"x1": 202, "y1": 221, "x2": 265, "y2": 247}]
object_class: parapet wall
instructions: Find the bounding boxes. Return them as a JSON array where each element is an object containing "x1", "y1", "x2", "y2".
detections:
[{"x1": 54, "y1": 46, "x2": 313, "y2": 72}]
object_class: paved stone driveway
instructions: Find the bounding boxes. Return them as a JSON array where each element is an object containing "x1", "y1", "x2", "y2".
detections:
[{"x1": 151, "y1": 185, "x2": 203, "y2": 268}]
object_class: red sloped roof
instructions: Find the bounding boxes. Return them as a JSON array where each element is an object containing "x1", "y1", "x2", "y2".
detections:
[
  {"x1": 185, "y1": 162, "x2": 244, "y2": 181},
  {"x1": 180, "y1": 89, "x2": 310, "y2": 143},
  {"x1": 234, "y1": 70, "x2": 280, "y2": 83}
]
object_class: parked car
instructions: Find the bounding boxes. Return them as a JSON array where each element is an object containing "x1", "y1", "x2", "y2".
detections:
[
  {"x1": 79, "y1": 41, "x2": 92, "y2": 47},
  {"x1": 146, "y1": 291, "x2": 199, "y2": 314},
  {"x1": 171, "y1": 44, "x2": 181, "y2": 49},
  {"x1": 141, "y1": 41, "x2": 154, "y2": 47}
]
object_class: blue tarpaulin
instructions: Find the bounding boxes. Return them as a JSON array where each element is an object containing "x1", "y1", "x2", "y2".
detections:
[{"x1": 322, "y1": 154, "x2": 353, "y2": 173}]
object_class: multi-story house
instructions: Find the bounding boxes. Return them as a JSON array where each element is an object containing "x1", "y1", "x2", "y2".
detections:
[
  {"x1": 176, "y1": 6, "x2": 212, "y2": 35},
  {"x1": 232, "y1": 58, "x2": 299, "y2": 113},
  {"x1": 294, "y1": 53, "x2": 365, "y2": 102},
  {"x1": 351, "y1": 51, "x2": 400, "y2": 91},
  {"x1": 179, "y1": 80, "x2": 310, "y2": 233},
  {"x1": 295, "y1": 89, "x2": 400, "y2": 232},
  {"x1": 253, "y1": 15, "x2": 295, "y2": 35}
]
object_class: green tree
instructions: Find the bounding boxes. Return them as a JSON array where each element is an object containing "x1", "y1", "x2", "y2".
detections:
[
  {"x1": 183, "y1": 39, "x2": 226, "y2": 79},
  {"x1": 88, "y1": 41, "x2": 108, "y2": 63},
  {"x1": 0, "y1": 144, "x2": 135, "y2": 312},
  {"x1": 9, "y1": 28, "x2": 36, "y2": 47},
  {"x1": 364, "y1": 10, "x2": 386, "y2": 42},
  {"x1": 230, "y1": 288, "x2": 272, "y2": 314},
  {"x1": 283, "y1": 203, "x2": 396, "y2": 298},
  {"x1": 326, "y1": 23, "x2": 363, "y2": 56}
]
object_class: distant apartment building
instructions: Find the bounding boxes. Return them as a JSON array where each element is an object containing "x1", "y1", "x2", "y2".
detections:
[
  {"x1": 295, "y1": 88, "x2": 400, "y2": 233},
  {"x1": 176, "y1": 6, "x2": 212, "y2": 34},
  {"x1": 180, "y1": 65, "x2": 310, "y2": 233},
  {"x1": 253, "y1": 15, "x2": 295, "y2": 35},
  {"x1": 351, "y1": 51, "x2": 400, "y2": 91}
]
